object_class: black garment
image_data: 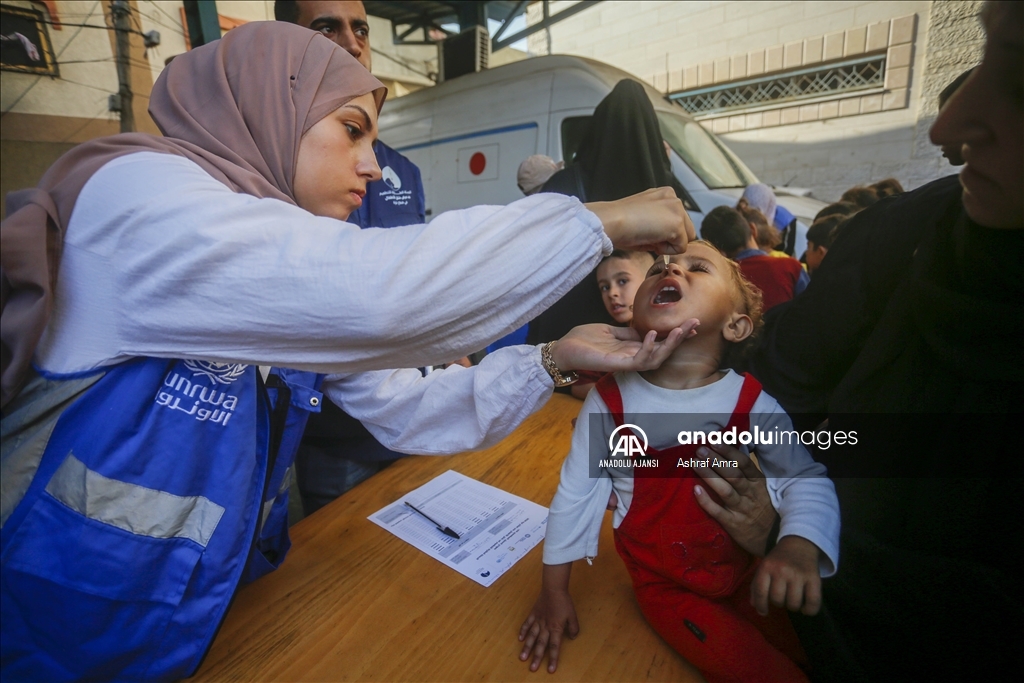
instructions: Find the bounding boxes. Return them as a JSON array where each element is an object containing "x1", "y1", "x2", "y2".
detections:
[
  {"x1": 746, "y1": 175, "x2": 1024, "y2": 681},
  {"x1": 525, "y1": 166, "x2": 612, "y2": 348},
  {"x1": 778, "y1": 217, "x2": 798, "y2": 257},
  {"x1": 527, "y1": 79, "x2": 686, "y2": 346},
  {"x1": 294, "y1": 401, "x2": 397, "y2": 515},
  {"x1": 569, "y1": 79, "x2": 687, "y2": 203}
]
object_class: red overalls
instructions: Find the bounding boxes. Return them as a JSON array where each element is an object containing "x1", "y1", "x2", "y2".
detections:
[{"x1": 596, "y1": 373, "x2": 808, "y2": 683}]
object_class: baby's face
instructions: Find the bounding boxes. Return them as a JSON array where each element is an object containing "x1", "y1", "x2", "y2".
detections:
[
  {"x1": 596, "y1": 256, "x2": 650, "y2": 324},
  {"x1": 631, "y1": 244, "x2": 739, "y2": 338}
]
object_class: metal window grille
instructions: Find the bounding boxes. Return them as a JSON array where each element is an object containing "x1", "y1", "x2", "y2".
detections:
[{"x1": 669, "y1": 54, "x2": 885, "y2": 116}]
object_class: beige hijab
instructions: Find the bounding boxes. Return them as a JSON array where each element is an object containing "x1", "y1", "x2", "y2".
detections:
[{"x1": 0, "y1": 21, "x2": 385, "y2": 408}]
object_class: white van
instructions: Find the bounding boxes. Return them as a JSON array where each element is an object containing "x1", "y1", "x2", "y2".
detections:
[{"x1": 378, "y1": 55, "x2": 824, "y2": 257}]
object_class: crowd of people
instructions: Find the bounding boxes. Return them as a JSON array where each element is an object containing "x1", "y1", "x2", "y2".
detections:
[{"x1": 0, "y1": 1, "x2": 1020, "y2": 682}]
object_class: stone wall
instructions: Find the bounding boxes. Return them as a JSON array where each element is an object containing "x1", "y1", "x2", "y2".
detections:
[{"x1": 910, "y1": 0, "x2": 985, "y2": 168}]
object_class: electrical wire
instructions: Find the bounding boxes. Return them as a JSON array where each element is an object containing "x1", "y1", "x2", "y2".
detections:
[
  {"x1": 135, "y1": 9, "x2": 186, "y2": 38},
  {"x1": 33, "y1": 19, "x2": 112, "y2": 31},
  {"x1": 56, "y1": 103, "x2": 119, "y2": 144},
  {"x1": 57, "y1": 56, "x2": 159, "y2": 69},
  {"x1": 30, "y1": 16, "x2": 152, "y2": 40},
  {"x1": 54, "y1": 75, "x2": 150, "y2": 100},
  {"x1": 128, "y1": 6, "x2": 144, "y2": 32},
  {"x1": 140, "y1": 0, "x2": 187, "y2": 37}
]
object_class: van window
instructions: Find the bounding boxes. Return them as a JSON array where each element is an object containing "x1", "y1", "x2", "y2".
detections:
[
  {"x1": 560, "y1": 116, "x2": 591, "y2": 165},
  {"x1": 656, "y1": 111, "x2": 757, "y2": 189}
]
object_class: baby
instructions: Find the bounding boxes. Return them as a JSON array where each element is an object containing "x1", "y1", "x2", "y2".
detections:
[{"x1": 518, "y1": 242, "x2": 840, "y2": 683}]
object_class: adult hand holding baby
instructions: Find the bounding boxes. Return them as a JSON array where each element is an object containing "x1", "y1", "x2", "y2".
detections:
[
  {"x1": 586, "y1": 187, "x2": 696, "y2": 255},
  {"x1": 691, "y1": 444, "x2": 777, "y2": 557}
]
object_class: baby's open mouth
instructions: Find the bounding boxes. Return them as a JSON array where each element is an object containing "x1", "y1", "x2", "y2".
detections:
[{"x1": 653, "y1": 284, "x2": 681, "y2": 304}]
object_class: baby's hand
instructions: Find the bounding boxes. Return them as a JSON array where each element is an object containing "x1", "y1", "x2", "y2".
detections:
[
  {"x1": 518, "y1": 589, "x2": 580, "y2": 673},
  {"x1": 751, "y1": 535, "x2": 822, "y2": 616}
]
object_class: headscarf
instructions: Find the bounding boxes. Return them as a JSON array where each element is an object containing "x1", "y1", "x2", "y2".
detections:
[
  {"x1": 0, "y1": 21, "x2": 386, "y2": 408},
  {"x1": 740, "y1": 183, "x2": 778, "y2": 225},
  {"x1": 572, "y1": 79, "x2": 687, "y2": 202}
]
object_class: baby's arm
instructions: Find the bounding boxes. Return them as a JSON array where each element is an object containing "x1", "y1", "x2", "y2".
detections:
[
  {"x1": 518, "y1": 390, "x2": 615, "y2": 673},
  {"x1": 749, "y1": 397, "x2": 841, "y2": 616},
  {"x1": 519, "y1": 563, "x2": 578, "y2": 673}
]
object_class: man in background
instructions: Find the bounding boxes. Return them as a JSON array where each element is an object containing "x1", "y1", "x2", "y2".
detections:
[
  {"x1": 276, "y1": 1, "x2": 426, "y2": 514},
  {"x1": 276, "y1": 1, "x2": 425, "y2": 228}
]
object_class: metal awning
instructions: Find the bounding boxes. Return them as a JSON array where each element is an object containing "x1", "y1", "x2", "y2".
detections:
[{"x1": 364, "y1": 1, "x2": 601, "y2": 52}]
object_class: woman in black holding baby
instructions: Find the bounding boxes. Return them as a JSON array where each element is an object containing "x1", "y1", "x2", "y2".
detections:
[{"x1": 703, "y1": 3, "x2": 1022, "y2": 680}]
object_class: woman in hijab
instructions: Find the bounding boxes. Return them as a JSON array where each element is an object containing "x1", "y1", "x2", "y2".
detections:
[
  {"x1": 527, "y1": 79, "x2": 690, "y2": 346},
  {"x1": 0, "y1": 23, "x2": 696, "y2": 681}
]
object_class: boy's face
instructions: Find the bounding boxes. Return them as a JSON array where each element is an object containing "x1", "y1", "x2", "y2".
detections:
[
  {"x1": 596, "y1": 256, "x2": 650, "y2": 324},
  {"x1": 631, "y1": 244, "x2": 743, "y2": 339}
]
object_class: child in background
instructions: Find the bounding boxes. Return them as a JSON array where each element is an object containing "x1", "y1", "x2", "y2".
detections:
[
  {"x1": 570, "y1": 250, "x2": 656, "y2": 399},
  {"x1": 870, "y1": 177, "x2": 904, "y2": 198},
  {"x1": 701, "y1": 206, "x2": 809, "y2": 311},
  {"x1": 804, "y1": 214, "x2": 850, "y2": 276},
  {"x1": 596, "y1": 250, "x2": 655, "y2": 325},
  {"x1": 840, "y1": 185, "x2": 879, "y2": 209},
  {"x1": 736, "y1": 199, "x2": 788, "y2": 259},
  {"x1": 813, "y1": 200, "x2": 858, "y2": 223},
  {"x1": 739, "y1": 183, "x2": 799, "y2": 255},
  {"x1": 518, "y1": 242, "x2": 840, "y2": 682}
]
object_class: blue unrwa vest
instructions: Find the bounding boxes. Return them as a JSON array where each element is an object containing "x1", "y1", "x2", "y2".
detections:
[{"x1": 0, "y1": 357, "x2": 323, "y2": 681}]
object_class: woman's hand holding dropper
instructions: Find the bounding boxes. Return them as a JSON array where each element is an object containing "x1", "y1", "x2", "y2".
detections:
[{"x1": 586, "y1": 187, "x2": 696, "y2": 255}]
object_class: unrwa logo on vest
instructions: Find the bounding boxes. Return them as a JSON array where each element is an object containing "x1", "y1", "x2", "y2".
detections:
[
  {"x1": 183, "y1": 360, "x2": 247, "y2": 385},
  {"x1": 159, "y1": 361, "x2": 245, "y2": 426},
  {"x1": 608, "y1": 424, "x2": 648, "y2": 459},
  {"x1": 381, "y1": 166, "x2": 402, "y2": 191}
]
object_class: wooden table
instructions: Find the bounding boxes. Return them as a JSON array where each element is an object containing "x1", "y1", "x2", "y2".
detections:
[{"x1": 192, "y1": 394, "x2": 703, "y2": 682}]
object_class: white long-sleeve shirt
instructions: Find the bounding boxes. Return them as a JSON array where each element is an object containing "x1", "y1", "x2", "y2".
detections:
[
  {"x1": 37, "y1": 151, "x2": 610, "y2": 375},
  {"x1": 321, "y1": 344, "x2": 553, "y2": 455},
  {"x1": 34, "y1": 151, "x2": 612, "y2": 454},
  {"x1": 543, "y1": 370, "x2": 841, "y2": 576}
]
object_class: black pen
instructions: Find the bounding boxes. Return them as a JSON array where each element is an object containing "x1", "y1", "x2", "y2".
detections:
[{"x1": 404, "y1": 501, "x2": 461, "y2": 539}]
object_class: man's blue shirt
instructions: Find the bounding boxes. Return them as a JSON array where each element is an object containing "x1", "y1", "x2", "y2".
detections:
[{"x1": 350, "y1": 141, "x2": 425, "y2": 228}]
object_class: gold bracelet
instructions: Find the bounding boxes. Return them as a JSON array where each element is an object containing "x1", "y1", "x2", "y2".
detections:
[{"x1": 541, "y1": 341, "x2": 579, "y2": 387}]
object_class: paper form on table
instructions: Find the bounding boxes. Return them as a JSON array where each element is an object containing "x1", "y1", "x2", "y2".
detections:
[{"x1": 368, "y1": 470, "x2": 548, "y2": 587}]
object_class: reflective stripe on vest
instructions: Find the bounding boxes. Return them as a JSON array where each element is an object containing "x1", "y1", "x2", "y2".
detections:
[{"x1": 46, "y1": 452, "x2": 225, "y2": 547}]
